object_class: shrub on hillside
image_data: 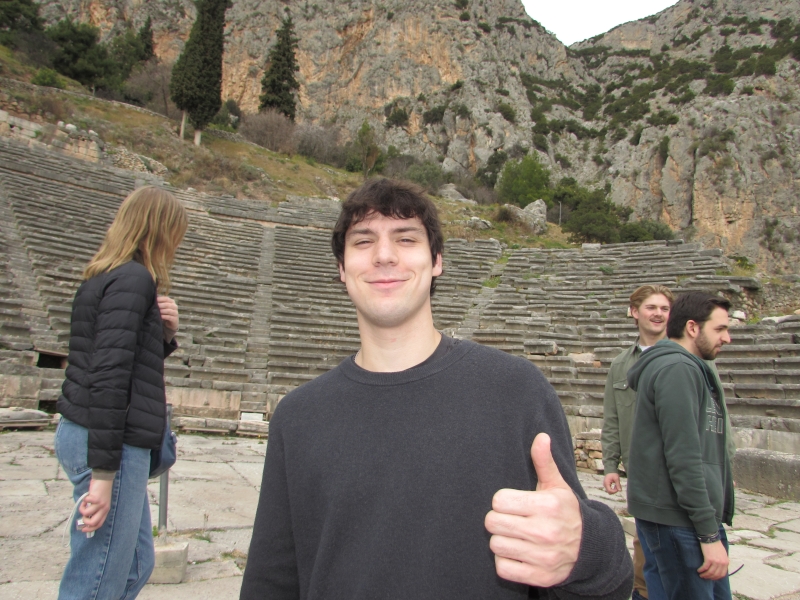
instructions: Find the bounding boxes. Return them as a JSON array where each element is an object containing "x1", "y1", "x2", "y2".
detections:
[
  {"x1": 295, "y1": 123, "x2": 344, "y2": 167},
  {"x1": 496, "y1": 102, "x2": 516, "y2": 123},
  {"x1": 404, "y1": 161, "x2": 447, "y2": 194},
  {"x1": 386, "y1": 107, "x2": 409, "y2": 128},
  {"x1": 121, "y1": 60, "x2": 181, "y2": 119},
  {"x1": 423, "y1": 105, "x2": 447, "y2": 125},
  {"x1": 31, "y1": 67, "x2": 63, "y2": 88},
  {"x1": 497, "y1": 154, "x2": 551, "y2": 208},
  {"x1": 240, "y1": 110, "x2": 297, "y2": 154}
]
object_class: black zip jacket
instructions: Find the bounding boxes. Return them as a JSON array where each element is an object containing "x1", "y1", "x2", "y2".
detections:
[{"x1": 57, "y1": 260, "x2": 177, "y2": 472}]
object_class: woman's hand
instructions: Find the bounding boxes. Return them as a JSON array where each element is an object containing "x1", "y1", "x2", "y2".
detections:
[
  {"x1": 79, "y1": 478, "x2": 114, "y2": 533},
  {"x1": 157, "y1": 296, "x2": 179, "y2": 343}
]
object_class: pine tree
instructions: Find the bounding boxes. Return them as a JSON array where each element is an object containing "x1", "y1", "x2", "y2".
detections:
[
  {"x1": 169, "y1": 0, "x2": 230, "y2": 145},
  {"x1": 259, "y1": 11, "x2": 300, "y2": 121}
]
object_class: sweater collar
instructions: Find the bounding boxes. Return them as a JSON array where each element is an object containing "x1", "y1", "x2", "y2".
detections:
[{"x1": 338, "y1": 335, "x2": 475, "y2": 386}]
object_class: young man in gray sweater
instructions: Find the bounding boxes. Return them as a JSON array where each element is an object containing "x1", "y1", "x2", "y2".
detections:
[
  {"x1": 627, "y1": 291, "x2": 734, "y2": 599},
  {"x1": 240, "y1": 178, "x2": 633, "y2": 600}
]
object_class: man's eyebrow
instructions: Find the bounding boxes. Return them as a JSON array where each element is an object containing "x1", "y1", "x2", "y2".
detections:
[{"x1": 346, "y1": 225, "x2": 425, "y2": 237}]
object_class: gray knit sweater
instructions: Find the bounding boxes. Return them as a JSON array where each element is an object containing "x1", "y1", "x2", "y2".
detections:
[{"x1": 241, "y1": 337, "x2": 633, "y2": 600}]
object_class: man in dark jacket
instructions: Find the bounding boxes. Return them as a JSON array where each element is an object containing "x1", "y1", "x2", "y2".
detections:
[{"x1": 626, "y1": 291, "x2": 734, "y2": 600}]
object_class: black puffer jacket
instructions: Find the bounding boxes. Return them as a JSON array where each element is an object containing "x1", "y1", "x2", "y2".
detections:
[{"x1": 57, "y1": 260, "x2": 177, "y2": 471}]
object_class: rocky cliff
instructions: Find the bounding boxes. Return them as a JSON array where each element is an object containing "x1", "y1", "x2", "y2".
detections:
[{"x1": 33, "y1": 0, "x2": 800, "y2": 273}]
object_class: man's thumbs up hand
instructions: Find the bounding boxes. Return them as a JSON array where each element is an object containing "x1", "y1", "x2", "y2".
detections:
[{"x1": 485, "y1": 433, "x2": 583, "y2": 588}]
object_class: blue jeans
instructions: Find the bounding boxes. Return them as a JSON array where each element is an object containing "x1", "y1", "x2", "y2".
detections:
[
  {"x1": 636, "y1": 519, "x2": 731, "y2": 600},
  {"x1": 55, "y1": 417, "x2": 154, "y2": 600}
]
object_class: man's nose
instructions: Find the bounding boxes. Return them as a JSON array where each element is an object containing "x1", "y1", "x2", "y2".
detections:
[
  {"x1": 721, "y1": 330, "x2": 732, "y2": 344},
  {"x1": 373, "y1": 238, "x2": 398, "y2": 264}
]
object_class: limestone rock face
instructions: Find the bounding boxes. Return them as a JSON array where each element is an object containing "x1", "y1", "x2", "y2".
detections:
[
  {"x1": 33, "y1": 0, "x2": 800, "y2": 273},
  {"x1": 504, "y1": 200, "x2": 547, "y2": 234}
]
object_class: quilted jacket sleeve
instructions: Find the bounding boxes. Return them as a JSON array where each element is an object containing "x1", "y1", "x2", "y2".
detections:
[{"x1": 86, "y1": 270, "x2": 155, "y2": 471}]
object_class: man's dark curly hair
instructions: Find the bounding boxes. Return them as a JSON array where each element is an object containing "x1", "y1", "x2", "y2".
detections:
[{"x1": 331, "y1": 178, "x2": 444, "y2": 294}]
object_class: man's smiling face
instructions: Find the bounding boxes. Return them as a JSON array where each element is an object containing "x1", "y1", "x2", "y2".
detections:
[
  {"x1": 339, "y1": 212, "x2": 442, "y2": 332},
  {"x1": 631, "y1": 293, "x2": 671, "y2": 339}
]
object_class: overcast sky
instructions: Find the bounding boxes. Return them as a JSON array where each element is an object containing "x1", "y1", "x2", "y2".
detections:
[{"x1": 520, "y1": 0, "x2": 679, "y2": 46}]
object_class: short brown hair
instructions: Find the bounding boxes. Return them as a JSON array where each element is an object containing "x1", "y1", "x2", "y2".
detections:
[
  {"x1": 331, "y1": 178, "x2": 444, "y2": 294},
  {"x1": 667, "y1": 292, "x2": 731, "y2": 340}
]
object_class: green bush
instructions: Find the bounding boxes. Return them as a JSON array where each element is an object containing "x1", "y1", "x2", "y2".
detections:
[
  {"x1": 620, "y1": 219, "x2": 674, "y2": 242},
  {"x1": 455, "y1": 0, "x2": 469, "y2": 8},
  {"x1": 648, "y1": 110, "x2": 679, "y2": 127},
  {"x1": 31, "y1": 67, "x2": 63, "y2": 88},
  {"x1": 450, "y1": 80, "x2": 464, "y2": 91},
  {"x1": 669, "y1": 89, "x2": 696, "y2": 105},
  {"x1": 459, "y1": 11, "x2": 470, "y2": 21},
  {"x1": 555, "y1": 153, "x2": 571, "y2": 169},
  {"x1": 452, "y1": 103, "x2": 471, "y2": 119},
  {"x1": 476, "y1": 150, "x2": 507, "y2": 187},
  {"x1": 496, "y1": 102, "x2": 516, "y2": 123},
  {"x1": 754, "y1": 55, "x2": 776, "y2": 76},
  {"x1": 533, "y1": 133, "x2": 548, "y2": 152},
  {"x1": 386, "y1": 107, "x2": 409, "y2": 127},
  {"x1": 423, "y1": 105, "x2": 446, "y2": 124},
  {"x1": 562, "y1": 193, "x2": 621, "y2": 244},
  {"x1": 405, "y1": 161, "x2": 446, "y2": 194},
  {"x1": 658, "y1": 136, "x2": 670, "y2": 163},
  {"x1": 630, "y1": 126, "x2": 644, "y2": 146},
  {"x1": 477, "y1": 21, "x2": 491, "y2": 33},
  {"x1": 704, "y1": 75, "x2": 735, "y2": 96},
  {"x1": 497, "y1": 154, "x2": 551, "y2": 207}
]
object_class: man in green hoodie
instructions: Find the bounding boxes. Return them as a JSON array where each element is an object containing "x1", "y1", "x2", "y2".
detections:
[{"x1": 626, "y1": 291, "x2": 734, "y2": 600}]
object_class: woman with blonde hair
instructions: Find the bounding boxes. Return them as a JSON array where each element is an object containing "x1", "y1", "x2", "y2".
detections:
[{"x1": 55, "y1": 186, "x2": 188, "y2": 599}]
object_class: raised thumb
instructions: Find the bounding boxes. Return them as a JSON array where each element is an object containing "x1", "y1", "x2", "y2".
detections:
[{"x1": 532, "y1": 433, "x2": 566, "y2": 491}]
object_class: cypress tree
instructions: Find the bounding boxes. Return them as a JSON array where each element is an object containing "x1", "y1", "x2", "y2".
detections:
[
  {"x1": 170, "y1": 0, "x2": 230, "y2": 144},
  {"x1": 259, "y1": 11, "x2": 300, "y2": 121},
  {"x1": 138, "y1": 16, "x2": 155, "y2": 62}
]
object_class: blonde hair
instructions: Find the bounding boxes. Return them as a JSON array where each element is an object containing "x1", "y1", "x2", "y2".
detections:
[
  {"x1": 629, "y1": 284, "x2": 674, "y2": 309},
  {"x1": 84, "y1": 186, "x2": 188, "y2": 292}
]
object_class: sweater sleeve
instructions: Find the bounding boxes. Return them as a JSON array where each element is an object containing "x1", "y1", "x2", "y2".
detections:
[
  {"x1": 547, "y1": 499, "x2": 634, "y2": 600},
  {"x1": 240, "y1": 416, "x2": 300, "y2": 600},
  {"x1": 530, "y1": 371, "x2": 634, "y2": 600},
  {"x1": 86, "y1": 271, "x2": 154, "y2": 472}
]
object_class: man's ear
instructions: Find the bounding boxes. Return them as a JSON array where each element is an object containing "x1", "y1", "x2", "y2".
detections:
[
  {"x1": 433, "y1": 253, "x2": 443, "y2": 277},
  {"x1": 685, "y1": 319, "x2": 700, "y2": 339},
  {"x1": 338, "y1": 261, "x2": 346, "y2": 283},
  {"x1": 630, "y1": 305, "x2": 640, "y2": 322}
]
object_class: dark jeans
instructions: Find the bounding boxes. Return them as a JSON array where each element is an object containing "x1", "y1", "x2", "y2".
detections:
[{"x1": 636, "y1": 519, "x2": 732, "y2": 600}]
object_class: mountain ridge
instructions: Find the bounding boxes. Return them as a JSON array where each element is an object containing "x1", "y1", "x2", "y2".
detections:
[{"x1": 32, "y1": 0, "x2": 800, "y2": 273}]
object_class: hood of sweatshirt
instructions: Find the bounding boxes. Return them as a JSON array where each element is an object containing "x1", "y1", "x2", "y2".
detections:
[{"x1": 627, "y1": 339, "x2": 718, "y2": 393}]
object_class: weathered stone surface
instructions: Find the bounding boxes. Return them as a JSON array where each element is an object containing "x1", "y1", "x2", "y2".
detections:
[
  {"x1": 149, "y1": 541, "x2": 189, "y2": 584},
  {"x1": 503, "y1": 199, "x2": 547, "y2": 234},
  {"x1": 735, "y1": 449, "x2": 800, "y2": 501}
]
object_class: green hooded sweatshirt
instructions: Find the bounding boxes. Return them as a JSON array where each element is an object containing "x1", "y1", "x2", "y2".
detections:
[{"x1": 626, "y1": 339, "x2": 734, "y2": 536}]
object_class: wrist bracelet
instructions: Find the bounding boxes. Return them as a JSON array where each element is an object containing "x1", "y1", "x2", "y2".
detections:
[{"x1": 697, "y1": 532, "x2": 721, "y2": 544}]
